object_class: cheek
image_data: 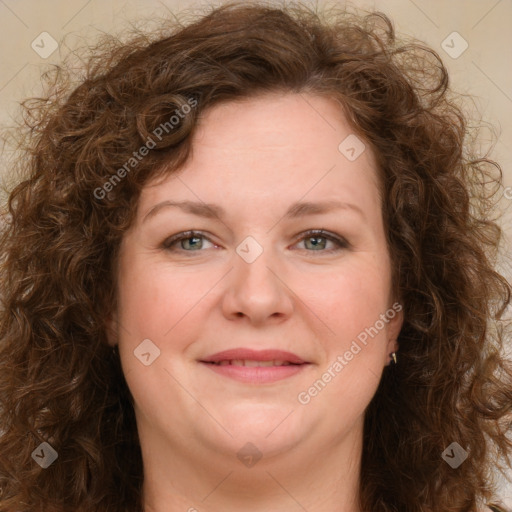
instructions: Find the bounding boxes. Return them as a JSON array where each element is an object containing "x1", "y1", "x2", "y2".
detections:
[
  {"x1": 306, "y1": 259, "x2": 392, "y2": 341},
  {"x1": 303, "y1": 267, "x2": 391, "y2": 422},
  {"x1": 114, "y1": 259, "x2": 203, "y2": 408},
  {"x1": 116, "y1": 255, "x2": 205, "y2": 341}
]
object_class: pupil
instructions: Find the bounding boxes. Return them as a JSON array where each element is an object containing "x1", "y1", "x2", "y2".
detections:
[
  {"x1": 308, "y1": 236, "x2": 325, "y2": 250},
  {"x1": 185, "y1": 236, "x2": 201, "y2": 250}
]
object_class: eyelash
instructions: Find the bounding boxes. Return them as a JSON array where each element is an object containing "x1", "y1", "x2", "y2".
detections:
[{"x1": 161, "y1": 229, "x2": 349, "y2": 255}]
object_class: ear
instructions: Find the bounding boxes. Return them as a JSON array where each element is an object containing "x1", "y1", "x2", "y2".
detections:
[
  {"x1": 105, "y1": 309, "x2": 118, "y2": 347},
  {"x1": 385, "y1": 301, "x2": 404, "y2": 364}
]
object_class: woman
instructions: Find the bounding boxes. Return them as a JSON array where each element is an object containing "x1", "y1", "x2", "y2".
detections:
[{"x1": 0, "y1": 2, "x2": 511, "y2": 511}]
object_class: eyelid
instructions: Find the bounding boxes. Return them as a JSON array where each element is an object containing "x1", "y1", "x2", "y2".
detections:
[
  {"x1": 162, "y1": 229, "x2": 350, "y2": 253},
  {"x1": 294, "y1": 229, "x2": 350, "y2": 250},
  {"x1": 161, "y1": 230, "x2": 214, "y2": 249}
]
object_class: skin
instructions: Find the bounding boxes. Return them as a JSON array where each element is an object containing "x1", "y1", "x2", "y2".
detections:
[{"x1": 107, "y1": 92, "x2": 403, "y2": 512}]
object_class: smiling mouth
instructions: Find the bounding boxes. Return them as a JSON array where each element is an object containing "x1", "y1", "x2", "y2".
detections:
[
  {"x1": 199, "y1": 360, "x2": 309, "y2": 383},
  {"x1": 203, "y1": 359, "x2": 304, "y2": 367}
]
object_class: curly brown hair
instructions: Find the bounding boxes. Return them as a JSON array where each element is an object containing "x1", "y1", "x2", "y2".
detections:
[{"x1": 1, "y1": 1, "x2": 511, "y2": 511}]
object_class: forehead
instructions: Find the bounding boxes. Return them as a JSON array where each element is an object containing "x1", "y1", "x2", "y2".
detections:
[
  {"x1": 194, "y1": 92, "x2": 361, "y2": 153},
  {"x1": 140, "y1": 92, "x2": 382, "y2": 221}
]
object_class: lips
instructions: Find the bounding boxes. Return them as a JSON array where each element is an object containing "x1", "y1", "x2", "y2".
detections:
[
  {"x1": 199, "y1": 348, "x2": 311, "y2": 384},
  {"x1": 211, "y1": 359, "x2": 294, "y2": 367},
  {"x1": 200, "y1": 348, "x2": 307, "y2": 365}
]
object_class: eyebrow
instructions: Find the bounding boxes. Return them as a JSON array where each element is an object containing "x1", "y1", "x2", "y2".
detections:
[{"x1": 142, "y1": 199, "x2": 366, "y2": 223}]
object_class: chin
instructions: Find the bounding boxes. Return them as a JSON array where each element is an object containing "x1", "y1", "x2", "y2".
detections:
[{"x1": 215, "y1": 404, "x2": 306, "y2": 450}]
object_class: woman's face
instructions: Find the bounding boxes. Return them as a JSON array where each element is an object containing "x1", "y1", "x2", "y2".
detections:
[{"x1": 109, "y1": 92, "x2": 402, "y2": 472}]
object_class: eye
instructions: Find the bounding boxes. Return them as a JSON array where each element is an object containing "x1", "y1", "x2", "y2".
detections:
[
  {"x1": 292, "y1": 229, "x2": 349, "y2": 253},
  {"x1": 162, "y1": 231, "x2": 216, "y2": 252},
  {"x1": 162, "y1": 229, "x2": 349, "y2": 254}
]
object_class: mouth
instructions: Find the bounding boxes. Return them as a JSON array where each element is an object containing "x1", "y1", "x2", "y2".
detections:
[
  {"x1": 199, "y1": 348, "x2": 311, "y2": 383},
  {"x1": 203, "y1": 359, "x2": 301, "y2": 367}
]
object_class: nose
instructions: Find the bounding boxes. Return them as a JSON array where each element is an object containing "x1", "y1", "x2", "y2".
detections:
[{"x1": 221, "y1": 244, "x2": 294, "y2": 326}]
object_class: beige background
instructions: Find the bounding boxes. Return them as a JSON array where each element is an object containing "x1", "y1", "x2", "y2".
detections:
[{"x1": 0, "y1": 0, "x2": 511, "y2": 506}]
